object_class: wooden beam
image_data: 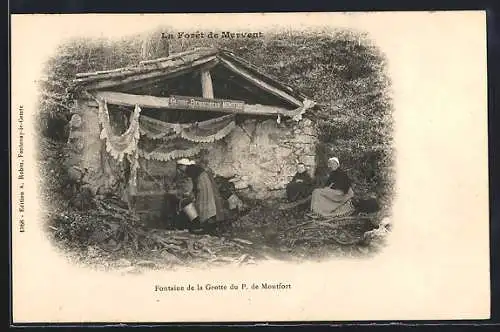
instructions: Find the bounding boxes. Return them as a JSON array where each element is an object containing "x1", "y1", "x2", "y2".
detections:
[
  {"x1": 81, "y1": 56, "x2": 218, "y2": 91},
  {"x1": 119, "y1": 58, "x2": 218, "y2": 93},
  {"x1": 76, "y1": 67, "x2": 126, "y2": 78},
  {"x1": 243, "y1": 104, "x2": 294, "y2": 116},
  {"x1": 138, "y1": 47, "x2": 216, "y2": 65},
  {"x1": 92, "y1": 91, "x2": 172, "y2": 109},
  {"x1": 90, "y1": 90, "x2": 295, "y2": 116},
  {"x1": 76, "y1": 48, "x2": 217, "y2": 79},
  {"x1": 218, "y1": 57, "x2": 303, "y2": 107},
  {"x1": 200, "y1": 69, "x2": 214, "y2": 99}
]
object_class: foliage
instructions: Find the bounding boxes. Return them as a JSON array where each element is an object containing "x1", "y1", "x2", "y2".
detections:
[
  {"x1": 37, "y1": 36, "x2": 144, "y2": 140},
  {"x1": 38, "y1": 26, "x2": 394, "y2": 205}
]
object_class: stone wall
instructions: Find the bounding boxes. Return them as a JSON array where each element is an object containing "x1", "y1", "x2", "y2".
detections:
[
  {"x1": 67, "y1": 99, "x2": 127, "y2": 197},
  {"x1": 204, "y1": 117, "x2": 318, "y2": 200}
]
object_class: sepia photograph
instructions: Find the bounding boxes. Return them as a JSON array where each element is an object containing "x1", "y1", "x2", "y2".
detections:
[
  {"x1": 38, "y1": 23, "x2": 394, "y2": 269},
  {"x1": 11, "y1": 12, "x2": 489, "y2": 323}
]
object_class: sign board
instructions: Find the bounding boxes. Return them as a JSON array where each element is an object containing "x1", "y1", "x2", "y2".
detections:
[{"x1": 168, "y1": 95, "x2": 245, "y2": 112}]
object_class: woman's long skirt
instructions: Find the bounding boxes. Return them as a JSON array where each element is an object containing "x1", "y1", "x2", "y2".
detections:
[
  {"x1": 310, "y1": 187, "x2": 355, "y2": 217},
  {"x1": 195, "y1": 171, "x2": 225, "y2": 223}
]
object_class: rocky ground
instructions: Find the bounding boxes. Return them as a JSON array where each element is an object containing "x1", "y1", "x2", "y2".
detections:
[{"x1": 39, "y1": 137, "x2": 391, "y2": 274}]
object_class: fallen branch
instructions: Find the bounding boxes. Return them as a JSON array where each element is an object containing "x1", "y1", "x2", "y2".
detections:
[
  {"x1": 278, "y1": 195, "x2": 312, "y2": 210},
  {"x1": 283, "y1": 221, "x2": 314, "y2": 233},
  {"x1": 235, "y1": 254, "x2": 250, "y2": 266},
  {"x1": 232, "y1": 238, "x2": 253, "y2": 245},
  {"x1": 322, "y1": 215, "x2": 374, "y2": 222},
  {"x1": 97, "y1": 200, "x2": 133, "y2": 215}
]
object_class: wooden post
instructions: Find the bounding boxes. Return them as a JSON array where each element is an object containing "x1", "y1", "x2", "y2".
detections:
[{"x1": 200, "y1": 69, "x2": 214, "y2": 99}]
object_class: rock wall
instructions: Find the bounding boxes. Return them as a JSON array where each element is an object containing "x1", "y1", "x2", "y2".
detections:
[
  {"x1": 67, "y1": 99, "x2": 127, "y2": 197},
  {"x1": 204, "y1": 118, "x2": 318, "y2": 200}
]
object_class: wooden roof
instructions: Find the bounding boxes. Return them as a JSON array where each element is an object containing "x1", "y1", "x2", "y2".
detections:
[
  {"x1": 73, "y1": 47, "x2": 219, "y2": 91},
  {"x1": 73, "y1": 47, "x2": 316, "y2": 118},
  {"x1": 75, "y1": 48, "x2": 309, "y2": 96}
]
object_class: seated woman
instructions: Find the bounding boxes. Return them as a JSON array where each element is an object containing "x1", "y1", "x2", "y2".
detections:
[
  {"x1": 286, "y1": 163, "x2": 314, "y2": 202},
  {"x1": 309, "y1": 157, "x2": 356, "y2": 218}
]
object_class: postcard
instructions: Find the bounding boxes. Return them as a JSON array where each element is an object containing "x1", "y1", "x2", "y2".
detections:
[{"x1": 11, "y1": 11, "x2": 489, "y2": 323}]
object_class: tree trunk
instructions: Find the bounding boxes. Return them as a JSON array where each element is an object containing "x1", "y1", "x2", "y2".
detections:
[{"x1": 141, "y1": 31, "x2": 170, "y2": 61}]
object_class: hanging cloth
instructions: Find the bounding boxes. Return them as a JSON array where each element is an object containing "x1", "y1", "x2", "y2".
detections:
[
  {"x1": 139, "y1": 145, "x2": 205, "y2": 162},
  {"x1": 290, "y1": 98, "x2": 316, "y2": 122},
  {"x1": 139, "y1": 114, "x2": 181, "y2": 140},
  {"x1": 139, "y1": 113, "x2": 236, "y2": 143},
  {"x1": 179, "y1": 114, "x2": 235, "y2": 143},
  {"x1": 97, "y1": 99, "x2": 141, "y2": 162},
  {"x1": 138, "y1": 137, "x2": 207, "y2": 162}
]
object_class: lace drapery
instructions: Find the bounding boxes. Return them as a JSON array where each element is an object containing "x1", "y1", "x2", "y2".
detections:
[
  {"x1": 179, "y1": 116, "x2": 235, "y2": 143},
  {"x1": 290, "y1": 98, "x2": 316, "y2": 122},
  {"x1": 98, "y1": 99, "x2": 141, "y2": 162},
  {"x1": 97, "y1": 99, "x2": 143, "y2": 194},
  {"x1": 136, "y1": 114, "x2": 236, "y2": 161},
  {"x1": 139, "y1": 115, "x2": 181, "y2": 140},
  {"x1": 97, "y1": 99, "x2": 235, "y2": 181},
  {"x1": 138, "y1": 137, "x2": 207, "y2": 162},
  {"x1": 139, "y1": 145, "x2": 204, "y2": 162},
  {"x1": 139, "y1": 113, "x2": 236, "y2": 143}
]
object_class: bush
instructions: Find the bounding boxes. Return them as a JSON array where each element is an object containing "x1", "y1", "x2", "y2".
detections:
[{"x1": 37, "y1": 36, "x2": 144, "y2": 141}]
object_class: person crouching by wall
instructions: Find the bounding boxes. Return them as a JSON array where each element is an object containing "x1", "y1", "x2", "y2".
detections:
[
  {"x1": 214, "y1": 175, "x2": 248, "y2": 215},
  {"x1": 309, "y1": 157, "x2": 356, "y2": 218},
  {"x1": 175, "y1": 158, "x2": 225, "y2": 235},
  {"x1": 286, "y1": 162, "x2": 314, "y2": 202},
  {"x1": 163, "y1": 174, "x2": 194, "y2": 230}
]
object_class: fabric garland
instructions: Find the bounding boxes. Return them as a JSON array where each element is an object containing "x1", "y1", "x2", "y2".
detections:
[
  {"x1": 290, "y1": 98, "x2": 316, "y2": 122},
  {"x1": 179, "y1": 115, "x2": 235, "y2": 143},
  {"x1": 139, "y1": 113, "x2": 235, "y2": 143},
  {"x1": 139, "y1": 145, "x2": 204, "y2": 162},
  {"x1": 139, "y1": 115, "x2": 181, "y2": 140},
  {"x1": 97, "y1": 100, "x2": 236, "y2": 190},
  {"x1": 138, "y1": 137, "x2": 207, "y2": 162},
  {"x1": 98, "y1": 99, "x2": 142, "y2": 162}
]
